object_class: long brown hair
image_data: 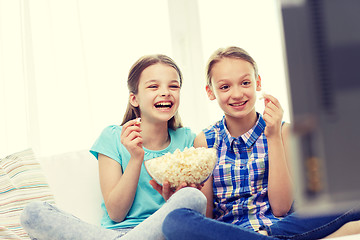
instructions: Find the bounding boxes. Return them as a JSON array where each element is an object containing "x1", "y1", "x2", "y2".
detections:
[
  {"x1": 206, "y1": 46, "x2": 258, "y2": 86},
  {"x1": 120, "y1": 54, "x2": 183, "y2": 130}
]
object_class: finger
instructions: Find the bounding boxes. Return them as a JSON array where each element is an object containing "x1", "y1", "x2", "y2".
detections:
[
  {"x1": 121, "y1": 131, "x2": 143, "y2": 147},
  {"x1": 189, "y1": 183, "x2": 196, "y2": 188},
  {"x1": 162, "y1": 181, "x2": 172, "y2": 200},
  {"x1": 120, "y1": 125, "x2": 142, "y2": 141},
  {"x1": 263, "y1": 111, "x2": 280, "y2": 125},
  {"x1": 262, "y1": 113, "x2": 271, "y2": 125},
  {"x1": 264, "y1": 101, "x2": 283, "y2": 119},
  {"x1": 263, "y1": 103, "x2": 277, "y2": 118},
  {"x1": 266, "y1": 101, "x2": 283, "y2": 115},
  {"x1": 263, "y1": 94, "x2": 281, "y2": 108},
  {"x1": 264, "y1": 99, "x2": 278, "y2": 111},
  {"x1": 264, "y1": 98, "x2": 271, "y2": 106},
  {"x1": 122, "y1": 118, "x2": 140, "y2": 129},
  {"x1": 122, "y1": 123, "x2": 142, "y2": 138},
  {"x1": 121, "y1": 119, "x2": 142, "y2": 135},
  {"x1": 134, "y1": 118, "x2": 141, "y2": 126},
  {"x1": 126, "y1": 131, "x2": 142, "y2": 142},
  {"x1": 193, "y1": 183, "x2": 203, "y2": 190},
  {"x1": 263, "y1": 115, "x2": 275, "y2": 127},
  {"x1": 175, "y1": 182, "x2": 188, "y2": 192},
  {"x1": 149, "y1": 180, "x2": 162, "y2": 194}
]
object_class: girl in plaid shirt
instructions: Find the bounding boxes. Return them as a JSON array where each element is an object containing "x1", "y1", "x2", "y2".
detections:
[
  {"x1": 162, "y1": 46, "x2": 360, "y2": 240},
  {"x1": 198, "y1": 46, "x2": 293, "y2": 232}
]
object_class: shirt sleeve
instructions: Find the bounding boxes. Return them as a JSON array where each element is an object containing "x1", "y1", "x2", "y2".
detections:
[
  {"x1": 203, "y1": 127, "x2": 217, "y2": 149},
  {"x1": 90, "y1": 125, "x2": 122, "y2": 164}
]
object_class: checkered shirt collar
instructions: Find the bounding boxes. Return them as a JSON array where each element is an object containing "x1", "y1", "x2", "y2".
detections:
[{"x1": 220, "y1": 113, "x2": 266, "y2": 150}]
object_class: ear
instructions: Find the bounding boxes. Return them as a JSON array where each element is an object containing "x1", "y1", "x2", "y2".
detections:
[
  {"x1": 206, "y1": 85, "x2": 216, "y2": 100},
  {"x1": 256, "y1": 75, "x2": 262, "y2": 91},
  {"x1": 129, "y1": 92, "x2": 139, "y2": 107}
]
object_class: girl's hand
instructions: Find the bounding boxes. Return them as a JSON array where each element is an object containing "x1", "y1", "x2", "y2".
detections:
[
  {"x1": 149, "y1": 180, "x2": 203, "y2": 201},
  {"x1": 262, "y1": 94, "x2": 283, "y2": 138},
  {"x1": 149, "y1": 180, "x2": 185, "y2": 201},
  {"x1": 121, "y1": 118, "x2": 144, "y2": 161}
]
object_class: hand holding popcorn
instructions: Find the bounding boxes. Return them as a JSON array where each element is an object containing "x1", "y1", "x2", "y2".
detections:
[
  {"x1": 120, "y1": 118, "x2": 144, "y2": 161},
  {"x1": 261, "y1": 94, "x2": 283, "y2": 138}
]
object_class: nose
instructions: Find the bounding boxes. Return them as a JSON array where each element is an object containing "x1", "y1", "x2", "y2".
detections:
[
  {"x1": 231, "y1": 86, "x2": 243, "y2": 99},
  {"x1": 160, "y1": 86, "x2": 170, "y2": 97}
]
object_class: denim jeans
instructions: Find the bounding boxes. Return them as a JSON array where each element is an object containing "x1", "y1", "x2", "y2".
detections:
[
  {"x1": 20, "y1": 187, "x2": 207, "y2": 240},
  {"x1": 162, "y1": 205, "x2": 360, "y2": 240}
]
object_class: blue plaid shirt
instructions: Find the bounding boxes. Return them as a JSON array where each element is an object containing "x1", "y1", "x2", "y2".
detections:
[{"x1": 204, "y1": 113, "x2": 279, "y2": 231}]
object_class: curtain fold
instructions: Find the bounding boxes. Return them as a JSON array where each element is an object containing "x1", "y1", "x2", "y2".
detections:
[{"x1": 0, "y1": 0, "x2": 288, "y2": 157}]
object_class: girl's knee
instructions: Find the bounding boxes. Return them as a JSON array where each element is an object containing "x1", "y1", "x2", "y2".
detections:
[
  {"x1": 171, "y1": 187, "x2": 207, "y2": 214},
  {"x1": 163, "y1": 209, "x2": 185, "y2": 232},
  {"x1": 166, "y1": 208, "x2": 195, "y2": 222},
  {"x1": 178, "y1": 187, "x2": 206, "y2": 201},
  {"x1": 20, "y1": 201, "x2": 49, "y2": 227},
  {"x1": 163, "y1": 208, "x2": 204, "y2": 239}
]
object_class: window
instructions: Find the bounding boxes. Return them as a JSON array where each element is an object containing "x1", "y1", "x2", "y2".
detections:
[{"x1": 0, "y1": 0, "x2": 288, "y2": 157}]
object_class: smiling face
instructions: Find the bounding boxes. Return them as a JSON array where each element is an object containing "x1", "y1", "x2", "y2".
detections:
[
  {"x1": 130, "y1": 63, "x2": 181, "y2": 124},
  {"x1": 207, "y1": 57, "x2": 261, "y2": 121}
]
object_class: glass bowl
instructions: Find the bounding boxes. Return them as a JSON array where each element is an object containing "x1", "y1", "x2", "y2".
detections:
[{"x1": 145, "y1": 147, "x2": 217, "y2": 189}]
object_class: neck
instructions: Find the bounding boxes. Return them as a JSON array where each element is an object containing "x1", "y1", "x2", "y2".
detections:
[
  {"x1": 224, "y1": 111, "x2": 258, "y2": 138},
  {"x1": 140, "y1": 121, "x2": 170, "y2": 150}
]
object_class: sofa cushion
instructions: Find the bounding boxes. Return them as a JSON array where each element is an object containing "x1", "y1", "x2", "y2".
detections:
[
  {"x1": 39, "y1": 150, "x2": 103, "y2": 225},
  {"x1": 0, "y1": 149, "x2": 55, "y2": 240}
]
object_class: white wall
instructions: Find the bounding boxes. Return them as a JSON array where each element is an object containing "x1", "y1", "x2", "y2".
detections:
[{"x1": 0, "y1": 0, "x2": 289, "y2": 157}]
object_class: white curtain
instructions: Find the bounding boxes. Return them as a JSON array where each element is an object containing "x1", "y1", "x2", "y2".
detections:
[{"x1": 0, "y1": 0, "x2": 289, "y2": 157}]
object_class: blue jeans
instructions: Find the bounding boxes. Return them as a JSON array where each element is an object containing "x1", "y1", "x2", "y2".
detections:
[
  {"x1": 20, "y1": 187, "x2": 207, "y2": 240},
  {"x1": 162, "y1": 206, "x2": 360, "y2": 240}
]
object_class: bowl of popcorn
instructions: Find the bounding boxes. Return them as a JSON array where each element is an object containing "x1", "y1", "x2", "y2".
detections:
[{"x1": 145, "y1": 147, "x2": 217, "y2": 189}]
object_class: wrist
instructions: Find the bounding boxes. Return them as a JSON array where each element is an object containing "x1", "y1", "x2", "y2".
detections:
[
  {"x1": 266, "y1": 133, "x2": 282, "y2": 141},
  {"x1": 129, "y1": 155, "x2": 144, "y2": 165}
]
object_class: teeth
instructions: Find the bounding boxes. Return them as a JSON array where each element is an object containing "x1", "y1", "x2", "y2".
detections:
[
  {"x1": 155, "y1": 102, "x2": 172, "y2": 108},
  {"x1": 231, "y1": 102, "x2": 245, "y2": 106}
]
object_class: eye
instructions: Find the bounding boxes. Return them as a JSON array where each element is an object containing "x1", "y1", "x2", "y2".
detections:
[
  {"x1": 242, "y1": 80, "x2": 251, "y2": 86},
  {"x1": 169, "y1": 84, "x2": 180, "y2": 89},
  {"x1": 219, "y1": 85, "x2": 229, "y2": 90},
  {"x1": 148, "y1": 85, "x2": 158, "y2": 89}
]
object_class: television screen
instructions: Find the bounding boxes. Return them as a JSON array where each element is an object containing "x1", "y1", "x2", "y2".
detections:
[{"x1": 281, "y1": 0, "x2": 360, "y2": 215}]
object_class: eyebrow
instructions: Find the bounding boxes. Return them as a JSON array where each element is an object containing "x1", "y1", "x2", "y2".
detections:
[
  {"x1": 144, "y1": 80, "x2": 157, "y2": 84},
  {"x1": 236, "y1": 73, "x2": 251, "y2": 80},
  {"x1": 216, "y1": 73, "x2": 251, "y2": 83},
  {"x1": 144, "y1": 79, "x2": 180, "y2": 84},
  {"x1": 240, "y1": 73, "x2": 251, "y2": 79},
  {"x1": 169, "y1": 80, "x2": 180, "y2": 84}
]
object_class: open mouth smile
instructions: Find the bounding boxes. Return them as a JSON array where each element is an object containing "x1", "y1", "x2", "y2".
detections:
[
  {"x1": 155, "y1": 101, "x2": 173, "y2": 109},
  {"x1": 229, "y1": 101, "x2": 247, "y2": 107}
]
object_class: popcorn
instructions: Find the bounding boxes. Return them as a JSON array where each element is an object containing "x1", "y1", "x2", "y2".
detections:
[
  {"x1": 258, "y1": 92, "x2": 266, "y2": 100},
  {"x1": 145, "y1": 147, "x2": 217, "y2": 188}
]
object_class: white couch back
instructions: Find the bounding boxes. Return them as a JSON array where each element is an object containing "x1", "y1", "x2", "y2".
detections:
[
  {"x1": 37, "y1": 150, "x2": 360, "y2": 240},
  {"x1": 39, "y1": 150, "x2": 103, "y2": 225}
]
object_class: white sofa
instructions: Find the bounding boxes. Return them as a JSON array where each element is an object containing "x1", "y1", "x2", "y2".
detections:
[
  {"x1": 0, "y1": 149, "x2": 103, "y2": 239},
  {"x1": 1, "y1": 149, "x2": 359, "y2": 239},
  {"x1": 39, "y1": 149, "x2": 103, "y2": 226},
  {"x1": 40, "y1": 150, "x2": 360, "y2": 240}
]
